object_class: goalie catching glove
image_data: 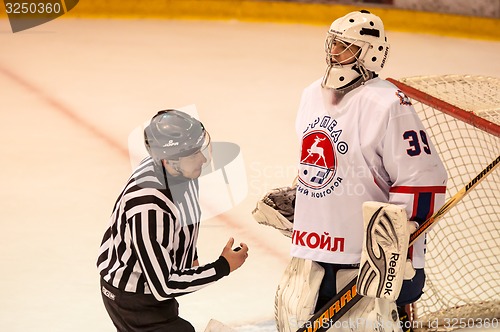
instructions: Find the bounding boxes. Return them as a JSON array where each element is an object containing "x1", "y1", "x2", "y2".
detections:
[
  {"x1": 252, "y1": 185, "x2": 296, "y2": 238},
  {"x1": 357, "y1": 202, "x2": 418, "y2": 302}
]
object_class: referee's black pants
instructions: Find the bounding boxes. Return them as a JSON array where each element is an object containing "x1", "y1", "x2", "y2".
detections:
[{"x1": 100, "y1": 278, "x2": 195, "y2": 332}]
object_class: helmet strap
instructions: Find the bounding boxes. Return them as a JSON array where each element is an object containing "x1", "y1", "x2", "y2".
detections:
[
  {"x1": 162, "y1": 159, "x2": 183, "y2": 176},
  {"x1": 336, "y1": 67, "x2": 374, "y2": 91},
  {"x1": 328, "y1": 70, "x2": 376, "y2": 105}
]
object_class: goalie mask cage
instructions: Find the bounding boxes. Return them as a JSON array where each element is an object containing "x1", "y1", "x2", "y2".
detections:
[{"x1": 386, "y1": 75, "x2": 500, "y2": 331}]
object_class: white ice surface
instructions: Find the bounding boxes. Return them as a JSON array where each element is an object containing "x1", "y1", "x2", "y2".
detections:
[{"x1": 0, "y1": 17, "x2": 499, "y2": 332}]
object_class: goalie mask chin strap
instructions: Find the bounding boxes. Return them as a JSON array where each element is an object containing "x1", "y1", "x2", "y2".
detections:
[{"x1": 329, "y1": 71, "x2": 377, "y2": 105}]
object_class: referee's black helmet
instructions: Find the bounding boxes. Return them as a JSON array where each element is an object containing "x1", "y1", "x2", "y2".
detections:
[{"x1": 144, "y1": 109, "x2": 210, "y2": 162}]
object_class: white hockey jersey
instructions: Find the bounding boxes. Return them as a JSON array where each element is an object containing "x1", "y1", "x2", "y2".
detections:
[{"x1": 292, "y1": 77, "x2": 448, "y2": 268}]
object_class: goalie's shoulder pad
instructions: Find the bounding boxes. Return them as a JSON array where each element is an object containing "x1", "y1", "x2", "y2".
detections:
[{"x1": 252, "y1": 186, "x2": 296, "y2": 238}]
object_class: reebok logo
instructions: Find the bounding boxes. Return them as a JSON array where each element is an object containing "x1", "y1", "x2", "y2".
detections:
[{"x1": 384, "y1": 253, "x2": 400, "y2": 296}]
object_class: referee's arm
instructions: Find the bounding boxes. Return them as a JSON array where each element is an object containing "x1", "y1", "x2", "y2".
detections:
[{"x1": 129, "y1": 209, "x2": 230, "y2": 301}]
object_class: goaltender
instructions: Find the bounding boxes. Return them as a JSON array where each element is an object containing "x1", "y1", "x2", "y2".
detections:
[{"x1": 254, "y1": 10, "x2": 447, "y2": 332}]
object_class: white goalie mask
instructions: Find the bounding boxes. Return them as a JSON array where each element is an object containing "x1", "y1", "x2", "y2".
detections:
[{"x1": 322, "y1": 10, "x2": 390, "y2": 90}]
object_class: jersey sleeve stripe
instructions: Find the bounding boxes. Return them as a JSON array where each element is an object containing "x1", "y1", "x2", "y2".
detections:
[{"x1": 389, "y1": 185, "x2": 446, "y2": 194}]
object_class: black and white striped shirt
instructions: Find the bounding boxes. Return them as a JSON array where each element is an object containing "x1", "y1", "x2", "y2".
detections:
[{"x1": 97, "y1": 157, "x2": 229, "y2": 301}]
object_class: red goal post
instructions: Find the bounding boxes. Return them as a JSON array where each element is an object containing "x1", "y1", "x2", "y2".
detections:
[{"x1": 386, "y1": 75, "x2": 500, "y2": 331}]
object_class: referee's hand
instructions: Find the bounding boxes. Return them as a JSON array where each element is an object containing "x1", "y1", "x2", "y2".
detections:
[{"x1": 221, "y1": 237, "x2": 249, "y2": 273}]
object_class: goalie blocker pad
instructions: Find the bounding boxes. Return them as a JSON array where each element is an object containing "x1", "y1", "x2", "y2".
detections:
[{"x1": 357, "y1": 202, "x2": 411, "y2": 302}]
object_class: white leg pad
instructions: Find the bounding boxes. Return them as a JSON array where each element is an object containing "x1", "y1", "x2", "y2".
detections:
[{"x1": 275, "y1": 257, "x2": 325, "y2": 332}]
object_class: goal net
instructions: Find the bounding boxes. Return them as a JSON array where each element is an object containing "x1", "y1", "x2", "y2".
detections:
[{"x1": 386, "y1": 75, "x2": 500, "y2": 331}]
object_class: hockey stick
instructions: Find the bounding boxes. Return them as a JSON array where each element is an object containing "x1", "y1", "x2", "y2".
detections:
[{"x1": 296, "y1": 154, "x2": 500, "y2": 332}]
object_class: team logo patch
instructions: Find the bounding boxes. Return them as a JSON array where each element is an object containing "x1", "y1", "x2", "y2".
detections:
[
  {"x1": 396, "y1": 90, "x2": 412, "y2": 106},
  {"x1": 298, "y1": 131, "x2": 337, "y2": 189}
]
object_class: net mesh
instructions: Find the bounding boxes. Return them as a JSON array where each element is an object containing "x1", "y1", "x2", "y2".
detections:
[{"x1": 390, "y1": 75, "x2": 500, "y2": 331}]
